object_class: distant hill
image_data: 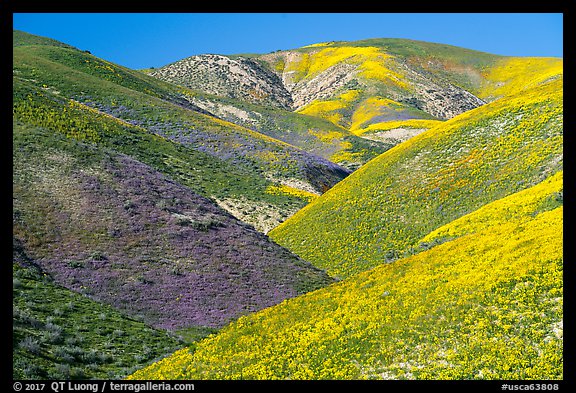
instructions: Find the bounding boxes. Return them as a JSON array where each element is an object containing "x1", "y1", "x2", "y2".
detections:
[
  {"x1": 151, "y1": 54, "x2": 294, "y2": 110},
  {"x1": 168, "y1": 89, "x2": 388, "y2": 170},
  {"x1": 151, "y1": 38, "x2": 560, "y2": 171}
]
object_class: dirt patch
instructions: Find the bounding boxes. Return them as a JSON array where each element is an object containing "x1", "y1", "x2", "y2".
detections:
[
  {"x1": 265, "y1": 175, "x2": 320, "y2": 195},
  {"x1": 361, "y1": 128, "x2": 427, "y2": 144},
  {"x1": 214, "y1": 196, "x2": 300, "y2": 234}
]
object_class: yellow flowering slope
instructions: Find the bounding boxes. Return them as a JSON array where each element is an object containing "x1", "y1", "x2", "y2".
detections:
[
  {"x1": 352, "y1": 119, "x2": 443, "y2": 136},
  {"x1": 479, "y1": 57, "x2": 563, "y2": 101},
  {"x1": 290, "y1": 46, "x2": 419, "y2": 129},
  {"x1": 269, "y1": 77, "x2": 562, "y2": 279},
  {"x1": 265, "y1": 184, "x2": 319, "y2": 203},
  {"x1": 349, "y1": 97, "x2": 402, "y2": 131},
  {"x1": 298, "y1": 90, "x2": 361, "y2": 127},
  {"x1": 129, "y1": 173, "x2": 562, "y2": 380},
  {"x1": 287, "y1": 43, "x2": 561, "y2": 134},
  {"x1": 285, "y1": 46, "x2": 405, "y2": 87},
  {"x1": 422, "y1": 171, "x2": 563, "y2": 244}
]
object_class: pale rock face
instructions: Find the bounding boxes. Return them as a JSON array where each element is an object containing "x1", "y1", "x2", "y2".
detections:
[
  {"x1": 361, "y1": 128, "x2": 428, "y2": 144},
  {"x1": 151, "y1": 54, "x2": 293, "y2": 110},
  {"x1": 396, "y1": 62, "x2": 486, "y2": 119},
  {"x1": 261, "y1": 51, "x2": 359, "y2": 110},
  {"x1": 289, "y1": 63, "x2": 359, "y2": 110}
]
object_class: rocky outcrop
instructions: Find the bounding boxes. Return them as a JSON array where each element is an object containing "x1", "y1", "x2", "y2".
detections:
[
  {"x1": 394, "y1": 62, "x2": 486, "y2": 120},
  {"x1": 151, "y1": 54, "x2": 293, "y2": 110},
  {"x1": 290, "y1": 62, "x2": 359, "y2": 110},
  {"x1": 412, "y1": 83, "x2": 486, "y2": 120}
]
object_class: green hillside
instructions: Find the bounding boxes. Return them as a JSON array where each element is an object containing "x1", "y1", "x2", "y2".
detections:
[
  {"x1": 13, "y1": 244, "x2": 182, "y2": 379},
  {"x1": 13, "y1": 117, "x2": 333, "y2": 329},
  {"x1": 13, "y1": 29, "x2": 76, "y2": 49},
  {"x1": 129, "y1": 171, "x2": 563, "y2": 380},
  {"x1": 269, "y1": 76, "x2": 562, "y2": 278},
  {"x1": 325, "y1": 37, "x2": 500, "y2": 93},
  {"x1": 13, "y1": 30, "x2": 563, "y2": 381},
  {"x1": 176, "y1": 90, "x2": 388, "y2": 170},
  {"x1": 13, "y1": 31, "x2": 352, "y2": 233},
  {"x1": 13, "y1": 31, "x2": 337, "y2": 379}
]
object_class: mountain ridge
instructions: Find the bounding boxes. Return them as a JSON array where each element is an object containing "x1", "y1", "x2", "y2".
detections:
[{"x1": 146, "y1": 37, "x2": 561, "y2": 174}]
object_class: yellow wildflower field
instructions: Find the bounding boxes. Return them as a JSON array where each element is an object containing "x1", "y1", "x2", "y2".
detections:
[{"x1": 129, "y1": 172, "x2": 562, "y2": 380}]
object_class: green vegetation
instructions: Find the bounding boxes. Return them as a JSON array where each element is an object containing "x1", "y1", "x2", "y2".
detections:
[
  {"x1": 14, "y1": 30, "x2": 564, "y2": 381},
  {"x1": 13, "y1": 253, "x2": 182, "y2": 379},
  {"x1": 13, "y1": 81, "x2": 297, "y2": 208},
  {"x1": 290, "y1": 37, "x2": 501, "y2": 92},
  {"x1": 254, "y1": 42, "x2": 489, "y2": 136},
  {"x1": 13, "y1": 30, "x2": 76, "y2": 49},
  {"x1": 12, "y1": 69, "x2": 314, "y2": 235},
  {"x1": 13, "y1": 117, "x2": 334, "y2": 329},
  {"x1": 13, "y1": 31, "x2": 352, "y2": 231}
]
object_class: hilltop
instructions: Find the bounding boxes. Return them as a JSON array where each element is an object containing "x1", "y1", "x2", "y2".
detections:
[{"x1": 149, "y1": 38, "x2": 560, "y2": 172}]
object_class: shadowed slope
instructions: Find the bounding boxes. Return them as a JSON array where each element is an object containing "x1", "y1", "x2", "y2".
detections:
[{"x1": 13, "y1": 122, "x2": 334, "y2": 331}]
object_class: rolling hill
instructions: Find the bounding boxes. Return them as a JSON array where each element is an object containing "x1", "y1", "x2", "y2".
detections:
[
  {"x1": 155, "y1": 39, "x2": 494, "y2": 128},
  {"x1": 13, "y1": 30, "x2": 352, "y2": 233},
  {"x1": 129, "y1": 171, "x2": 563, "y2": 380},
  {"x1": 269, "y1": 75, "x2": 562, "y2": 278},
  {"x1": 13, "y1": 31, "x2": 338, "y2": 376},
  {"x1": 13, "y1": 120, "x2": 333, "y2": 332},
  {"x1": 168, "y1": 89, "x2": 388, "y2": 170}
]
